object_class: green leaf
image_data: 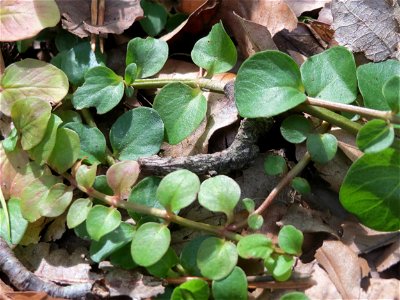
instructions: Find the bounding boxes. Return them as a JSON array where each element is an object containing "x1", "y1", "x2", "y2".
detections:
[
  {"x1": 306, "y1": 133, "x2": 337, "y2": 164},
  {"x1": 180, "y1": 235, "x2": 210, "y2": 277},
  {"x1": 2, "y1": 128, "x2": 18, "y2": 152},
  {"x1": 264, "y1": 254, "x2": 294, "y2": 281},
  {"x1": 131, "y1": 222, "x2": 170, "y2": 267},
  {"x1": 0, "y1": 198, "x2": 28, "y2": 246},
  {"x1": 67, "y1": 198, "x2": 93, "y2": 229},
  {"x1": 55, "y1": 30, "x2": 81, "y2": 52},
  {"x1": 357, "y1": 60, "x2": 400, "y2": 110},
  {"x1": 153, "y1": 83, "x2": 207, "y2": 144},
  {"x1": 86, "y1": 205, "x2": 121, "y2": 241},
  {"x1": 300, "y1": 46, "x2": 357, "y2": 103},
  {"x1": 90, "y1": 222, "x2": 135, "y2": 263},
  {"x1": 146, "y1": 247, "x2": 179, "y2": 278},
  {"x1": 110, "y1": 244, "x2": 138, "y2": 269},
  {"x1": 248, "y1": 214, "x2": 264, "y2": 230},
  {"x1": 242, "y1": 198, "x2": 255, "y2": 213},
  {"x1": 198, "y1": 175, "x2": 241, "y2": 223},
  {"x1": 280, "y1": 292, "x2": 310, "y2": 300},
  {"x1": 237, "y1": 234, "x2": 273, "y2": 259},
  {"x1": 197, "y1": 237, "x2": 238, "y2": 280},
  {"x1": 51, "y1": 42, "x2": 105, "y2": 86},
  {"x1": 235, "y1": 51, "x2": 306, "y2": 118},
  {"x1": 291, "y1": 177, "x2": 311, "y2": 195},
  {"x1": 383, "y1": 76, "x2": 400, "y2": 113},
  {"x1": 125, "y1": 63, "x2": 138, "y2": 85},
  {"x1": 0, "y1": 59, "x2": 68, "y2": 116},
  {"x1": 74, "y1": 221, "x2": 91, "y2": 240},
  {"x1": 56, "y1": 110, "x2": 82, "y2": 124},
  {"x1": 156, "y1": 169, "x2": 200, "y2": 211},
  {"x1": 107, "y1": 161, "x2": 140, "y2": 199},
  {"x1": 212, "y1": 267, "x2": 247, "y2": 300},
  {"x1": 264, "y1": 154, "x2": 287, "y2": 176},
  {"x1": 356, "y1": 119, "x2": 394, "y2": 154},
  {"x1": 38, "y1": 183, "x2": 73, "y2": 218},
  {"x1": 11, "y1": 98, "x2": 52, "y2": 150},
  {"x1": 76, "y1": 164, "x2": 97, "y2": 189},
  {"x1": 340, "y1": 148, "x2": 400, "y2": 231},
  {"x1": 28, "y1": 114, "x2": 62, "y2": 165},
  {"x1": 280, "y1": 115, "x2": 313, "y2": 144},
  {"x1": 191, "y1": 22, "x2": 237, "y2": 75},
  {"x1": 110, "y1": 107, "x2": 164, "y2": 160},
  {"x1": 128, "y1": 176, "x2": 163, "y2": 221},
  {"x1": 93, "y1": 175, "x2": 114, "y2": 196},
  {"x1": 278, "y1": 225, "x2": 303, "y2": 255},
  {"x1": 139, "y1": 0, "x2": 168, "y2": 36},
  {"x1": 47, "y1": 127, "x2": 80, "y2": 174},
  {"x1": 171, "y1": 279, "x2": 209, "y2": 300},
  {"x1": 72, "y1": 66, "x2": 124, "y2": 114},
  {"x1": 64, "y1": 122, "x2": 107, "y2": 164},
  {"x1": 126, "y1": 37, "x2": 168, "y2": 78}
]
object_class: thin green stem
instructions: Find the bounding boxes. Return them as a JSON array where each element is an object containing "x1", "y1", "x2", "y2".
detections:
[{"x1": 130, "y1": 78, "x2": 225, "y2": 93}]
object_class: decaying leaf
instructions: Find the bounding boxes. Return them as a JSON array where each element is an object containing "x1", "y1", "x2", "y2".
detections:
[
  {"x1": 366, "y1": 278, "x2": 400, "y2": 299},
  {"x1": 375, "y1": 239, "x2": 400, "y2": 272},
  {"x1": 285, "y1": 0, "x2": 331, "y2": 17}
]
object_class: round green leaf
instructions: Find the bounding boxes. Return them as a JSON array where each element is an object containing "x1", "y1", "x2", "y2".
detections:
[
  {"x1": 106, "y1": 160, "x2": 140, "y2": 199},
  {"x1": 55, "y1": 30, "x2": 80, "y2": 52},
  {"x1": 264, "y1": 255, "x2": 294, "y2": 282},
  {"x1": 180, "y1": 235, "x2": 210, "y2": 277},
  {"x1": 212, "y1": 267, "x2": 247, "y2": 300},
  {"x1": 300, "y1": 46, "x2": 357, "y2": 103},
  {"x1": 278, "y1": 225, "x2": 303, "y2": 255},
  {"x1": 110, "y1": 244, "x2": 138, "y2": 270},
  {"x1": 72, "y1": 66, "x2": 124, "y2": 114},
  {"x1": 356, "y1": 119, "x2": 395, "y2": 153},
  {"x1": 171, "y1": 279, "x2": 209, "y2": 300},
  {"x1": 139, "y1": 0, "x2": 168, "y2": 36},
  {"x1": 131, "y1": 222, "x2": 171, "y2": 267},
  {"x1": 306, "y1": 133, "x2": 337, "y2": 164},
  {"x1": 76, "y1": 164, "x2": 97, "y2": 189},
  {"x1": 197, "y1": 237, "x2": 238, "y2": 280},
  {"x1": 291, "y1": 177, "x2": 311, "y2": 195},
  {"x1": 11, "y1": 98, "x2": 52, "y2": 150},
  {"x1": 86, "y1": 205, "x2": 122, "y2": 241},
  {"x1": 237, "y1": 234, "x2": 273, "y2": 259},
  {"x1": 242, "y1": 198, "x2": 255, "y2": 213},
  {"x1": 125, "y1": 63, "x2": 138, "y2": 85},
  {"x1": 264, "y1": 154, "x2": 287, "y2": 176},
  {"x1": 280, "y1": 292, "x2": 310, "y2": 300},
  {"x1": 153, "y1": 83, "x2": 207, "y2": 145},
  {"x1": 126, "y1": 37, "x2": 168, "y2": 78},
  {"x1": 146, "y1": 247, "x2": 179, "y2": 278},
  {"x1": 357, "y1": 60, "x2": 400, "y2": 110},
  {"x1": 110, "y1": 107, "x2": 164, "y2": 160},
  {"x1": 235, "y1": 51, "x2": 306, "y2": 118},
  {"x1": 198, "y1": 175, "x2": 241, "y2": 223},
  {"x1": 156, "y1": 169, "x2": 200, "y2": 211},
  {"x1": 2, "y1": 128, "x2": 18, "y2": 153},
  {"x1": 280, "y1": 115, "x2": 313, "y2": 144},
  {"x1": 248, "y1": 214, "x2": 264, "y2": 230},
  {"x1": 191, "y1": 22, "x2": 237, "y2": 75},
  {"x1": 0, "y1": 59, "x2": 69, "y2": 116},
  {"x1": 383, "y1": 76, "x2": 400, "y2": 113},
  {"x1": 0, "y1": 198, "x2": 28, "y2": 246},
  {"x1": 67, "y1": 198, "x2": 93, "y2": 229},
  {"x1": 340, "y1": 148, "x2": 400, "y2": 231},
  {"x1": 38, "y1": 183, "x2": 73, "y2": 218}
]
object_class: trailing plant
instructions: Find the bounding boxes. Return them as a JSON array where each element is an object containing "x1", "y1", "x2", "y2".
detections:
[{"x1": 0, "y1": 18, "x2": 399, "y2": 299}]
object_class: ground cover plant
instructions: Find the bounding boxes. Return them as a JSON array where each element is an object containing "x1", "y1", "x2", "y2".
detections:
[{"x1": 0, "y1": 0, "x2": 399, "y2": 299}]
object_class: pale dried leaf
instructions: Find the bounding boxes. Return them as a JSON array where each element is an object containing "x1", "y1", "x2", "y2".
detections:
[
  {"x1": 366, "y1": 278, "x2": 400, "y2": 300},
  {"x1": 43, "y1": 215, "x2": 66, "y2": 242},
  {"x1": 331, "y1": 128, "x2": 363, "y2": 162},
  {"x1": 332, "y1": 0, "x2": 400, "y2": 61},
  {"x1": 375, "y1": 239, "x2": 400, "y2": 272},
  {"x1": 285, "y1": 0, "x2": 331, "y2": 17}
]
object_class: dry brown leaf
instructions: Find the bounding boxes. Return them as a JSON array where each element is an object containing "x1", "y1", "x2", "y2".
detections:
[
  {"x1": 366, "y1": 278, "x2": 400, "y2": 299},
  {"x1": 55, "y1": 0, "x2": 143, "y2": 38},
  {"x1": 375, "y1": 239, "x2": 400, "y2": 272},
  {"x1": 331, "y1": 128, "x2": 363, "y2": 162},
  {"x1": 285, "y1": 0, "x2": 331, "y2": 17},
  {"x1": 43, "y1": 215, "x2": 66, "y2": 242},
  {"x1": 315, "y1": 240, "x2": 364, "y2": 299}
]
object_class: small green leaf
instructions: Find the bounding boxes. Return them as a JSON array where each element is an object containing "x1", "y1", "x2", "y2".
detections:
[
  {"x1": 264, "y1": 255, "x2": 294, "y2": 282},
  {"x1": 126, "y1": 37, "x2": 168, "y2": 78},
  {"x1": 76, "y1": 164, "x2": 98, "y2": 189},
  {"x1": 280, "y1": 292, "x2": 310, "y2": 300},
  {"x1": 171, "y1": 279, "x2": 209, "y2": 300},
  {"x1": 340, "y1": 148, "x2": 400, "y2": 231},
  {"x1": 191, "y1": 22, "x2": 237, "y2": 75},
  {"x1": 67, "y1": 198, "x2": 93, "y2": 229},
  {"x1": 242, "y1": 198, "x2": 255, "y2": 213},
  {"x1": 72, "y1": 66, "x2": 124, "y2": 114},
  {"x1": 156, "y1": 169, "x2": 200, "y2": 211},
  {"x1": 212, "y1": 267, "x2": 247, "y2": 300},
  {"x1": 86, "y1": 205, "x2": 121, "y2": 241},
  {"x1": 74, "y1": 221, "x2": 91, "y2": 240},
  {"x1": 0, "y1": 59, "x2": 69, "y2": 116},
  {"x1": 280, "y1": 115, "x2": 313, "y2": 144},
  {"x1": 55, "y1": 30, "x2": 81, "y2": 52},
  {"x1": 146, "y1": 247, "x2": 179, "y2": 278},
  {"x1": 235, "y1": 51, "x2": 306, "y2": 118},
  {"x1": 93, "y1": 175, "x2": 114, "y2": 196},
  {"x1": 11, "y1": 98, "x2": 52, "y2": 150},
  {"x1": 237, "y1": 234, "x2": 273, "y2": 259},
  {"x1": 357, "y1": 60, "x2": 400, "y2": 110},
  {"x1": 125, "y1": 63, "x2": 138, "y2": 85},
  {"x1": 356, "y1": 119, "x2": 394, "y2": 153},
  {"x1": 198, "y1": 175, "x2": 241, "y2": 223},
  {"x1": 197, "y1": 237, "x2": 238, "y2": 280},
  {"x1": 248, "y1": 214, "x2": 264, "y2": 230},
  {"x1": 264, "y1": 154, "x2": 287, "y2": 176},
  {"x1": 38, "y1": 183, "x2": 73, "y2": 218},
  {"x1": 131, "y1": 222, "x2": 171, "y2": 267},
  {"x1": 153, "y1": 83, "x2": 207, "y2": 144},
  {"x1": 382, "y1": 76, "x2": 400, "y2": 113},
  {"x1": 291, "y1": 177, "x2": 311, "y2": 195},
  {"x1": 110, "y1": 244, "x2": 138, "y2": 269},
  {"x1": 90, "y1": 222, "x2": 135, "y2": 263},
  {"x1": 0, "y1": 198, "x2": 28, "y2": 246},
  {"x1": 2, "y1": 128, "x2": 18, "y2": 152},
  {"x1": 107, "y1": 161, "x2": 140, "y2": 199},
  {"x1": 180, "y1": 235, "x2": 210, "y2": 277},
  {"x1": 306, "y1": 133, "x2": 337, "y2": 164},
  {"x1": 110, "y1": 107, "x2": 164, "y2": 160},
  {"x1": 56, "y1": 110, "x2": 82, "y2": 124},
  {"x1": 64, "y1": 122, "x2": 107, "y2": 164},
  {"x1": 47, "y1": 127, "x2": 80, "y2": 174},
  {"x1": 278, "y1": 225, "x2": 303, "y2": 255},
  {"x1": 300, "y1": 46, "x2": 357, "y2": 103},
  {"x1": 139, "y1": 0, "x2": 168, "y2": 36}
]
